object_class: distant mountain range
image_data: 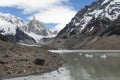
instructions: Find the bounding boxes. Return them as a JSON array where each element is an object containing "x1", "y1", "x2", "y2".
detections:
[
  {"x1": 0, "y1": 13, "x2": 57, "y2": 44},
  {"x1": 51, "y1": 0, "x2": 120, "y2": 49}
]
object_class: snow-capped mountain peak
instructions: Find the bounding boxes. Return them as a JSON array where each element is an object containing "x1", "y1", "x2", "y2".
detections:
[
  {"x1": 0, "y1": 13, "x2": 26, "y2": 28},
  {"x1": 26, "y1": 17, "x2": 57, "y2": 42},
  {"x1": 58, "y1": 0, "x2": 120, "y2": 37},
  {"x1": 0, "y1": 12, "x2": 28, "y2": 35},
  {"x1": 0, "y1": 19, "x2": 16, "y2": 35},
  {"x1": 27, "y1": 17, "x2": 46, "y2": 35}
]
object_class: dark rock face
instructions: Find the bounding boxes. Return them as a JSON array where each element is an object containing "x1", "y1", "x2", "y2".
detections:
[
  {"x1": 101, "y1": 16, "x2": 120, "y2": 36},
  {"x1": 34, "y1": 58, "x2": 45, "y2": 65},
  {"x1": 0, "y1": 34, "x2": 9, "y2": 42},
  {"x1": 5, "y1": 29, "x2": 36, "y2": 44},
  {"x1": 53, "y1": 0, "x2": 120, "y2": 49},
  {"x1": 0, "y1": 60, "x2": 8, "y2": 64}
]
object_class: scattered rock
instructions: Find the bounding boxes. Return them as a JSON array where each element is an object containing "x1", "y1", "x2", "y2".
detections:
[
  {"x1": 34, "y1": 58, "x2": 45, "y2": 65},
  {"x1": 7, "y1": 71, "x2": 12, "y2": 74},
  {"x1": 0, "y1": 61, "x2": 8, "y2": 64},
  {"x1": 23, "y1": 70, "x2": 27, "y2": 73},
  {"x1": 4, "y1": 55, "x2": 10, "y2": 58},
  {"x1": 0, "y1": 40, "x2": 62, "y2": 79}
]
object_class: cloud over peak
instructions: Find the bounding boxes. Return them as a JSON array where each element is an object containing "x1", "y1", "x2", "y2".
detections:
[{"x1": 0, "y1": 0, "x2": 76, "y2": 31}]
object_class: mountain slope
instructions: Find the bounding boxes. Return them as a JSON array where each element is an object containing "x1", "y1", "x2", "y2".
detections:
[
  {"x1": 58, "y1": 0, "x2": 120, "y2": 37},
  {"x1": 0, "y1": 13, "x2": 36, "y2": 44},
  {"x1": 53, "y1": 0, "x2": 120, "y2": 49}
]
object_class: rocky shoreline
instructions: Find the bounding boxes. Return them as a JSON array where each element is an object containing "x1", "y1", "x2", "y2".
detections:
[{"x1": 0, "y1": 40, "x2": 62, "y2": 79}]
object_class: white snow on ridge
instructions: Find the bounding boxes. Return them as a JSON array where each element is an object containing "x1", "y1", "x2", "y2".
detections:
[
  {"x1": 75, "y1": 23, "x2": 80, "y2": 26},
  {"x1": 26, "y1": 32, "x2": 56, "y2": 43},
  {"x1": 0, "y1": 12, "x2": 26, "y2": 28},
  {"x1": 89, "y1": 27, "x2": 94, "y2": 32},
  {"x1": 25, "y1": 32, "x2": 45, "y2": 43},
  {"x1": 101, "y1": 0, "x2": 110, "y2": 5},
  {"x1": 73, "y1": 0, "x2": 120, "y2": 33},
  {"x1": 88, "y1": 10, "x2": 103, "y2": 18},
  {"x1": 81, "y1": 16, "x2": 92, "y2": 31},
  {"x1": 0, "y1": 19, "x2": 16, "y2": 35},
  {"x1": 0, "y1": 12, "x2": 28, "y2": 36},
  {"x1": 104, "y1": 0, "x2": 120, "y2": 20}
]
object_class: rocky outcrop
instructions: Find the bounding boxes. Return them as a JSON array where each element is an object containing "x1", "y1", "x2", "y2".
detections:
[
  {"x1": 34, "y1": 58, "x2": 46, "y2": 65},
  {"x1": 0, "y1": 34, "x2": 9, "y2": 42},
  {"x1": 27, "y1": 18, "x2": 50, "y2": 36}
]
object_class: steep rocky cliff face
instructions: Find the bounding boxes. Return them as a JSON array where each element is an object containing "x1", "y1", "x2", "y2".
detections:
[
  {"x1": 26, "y1": 18, "x2": 56, "y2": 42},
  {"x1": 27, "y1": 18, "x2": 50, "y2": 36},
  {"x1": 53, "y1": 0, "x2": 120, "y2": 49}
]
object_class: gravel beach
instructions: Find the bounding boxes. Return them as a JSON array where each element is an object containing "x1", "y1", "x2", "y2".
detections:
[{"x1": 0, "y1": 40, "x2": 62, "y2": 79}]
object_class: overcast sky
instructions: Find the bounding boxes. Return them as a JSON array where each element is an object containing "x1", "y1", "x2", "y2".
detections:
[{"x1": 0, "y1": 0, "x2": 95, "y2": 31}]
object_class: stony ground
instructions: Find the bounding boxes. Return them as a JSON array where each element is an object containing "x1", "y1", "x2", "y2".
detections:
[{"x1": 0, "y1": 40, "x2": 62, "y2": 79}]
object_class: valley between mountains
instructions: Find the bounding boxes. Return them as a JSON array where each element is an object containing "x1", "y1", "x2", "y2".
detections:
[{"x1": 0, "y1": 0, "x2": 120, "y2": 79}]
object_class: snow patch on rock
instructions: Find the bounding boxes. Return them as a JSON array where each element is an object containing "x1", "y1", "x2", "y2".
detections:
[{"x1": 0, "y1": 19, "x2": 16, "y2": 35}]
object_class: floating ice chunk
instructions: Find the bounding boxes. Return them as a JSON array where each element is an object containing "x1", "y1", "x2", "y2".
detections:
[
  {"x1": 74, "y1": 58, "x2": 78, "y2": 61},
  {"x1": 85, "y1": 54, "x2": 93, "y2": 58},
  {"x1": 100, "y1": 54, "x2": 107, "y2": 59},
  {"x1": 89, "y1": 54, "x2": 93, "y2": 58},
  {"x1": 85, "y1": 54, "x2": 90, "y2": 58},
  {"x1": 79, "y1": 53, "x2": 82, "y2": 56}
]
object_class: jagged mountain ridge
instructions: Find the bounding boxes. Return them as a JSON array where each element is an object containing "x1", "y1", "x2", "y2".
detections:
[
  {"x1": 53, "y1": 0, "x2": 120, "y2": 49},
  {"x1": 58, "y1": 0, "x2": 120, "y2": 37},
  {"x1": 27, "y1": 18, "x2": 49, "y2": 36},
  {"x1": 0, "y1": 13, "x2": 27, "y2": 35},
  {"x1": 0, "y1": 12, "x2": 55, "y2": 43},
  {"x1": 26, "y1": 18, "x2": 56, "y2": 42}
]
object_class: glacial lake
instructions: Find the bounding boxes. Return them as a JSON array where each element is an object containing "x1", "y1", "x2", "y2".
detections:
[{"x1": 5, "y1": 50, "x2": 120, "y2": 80}]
